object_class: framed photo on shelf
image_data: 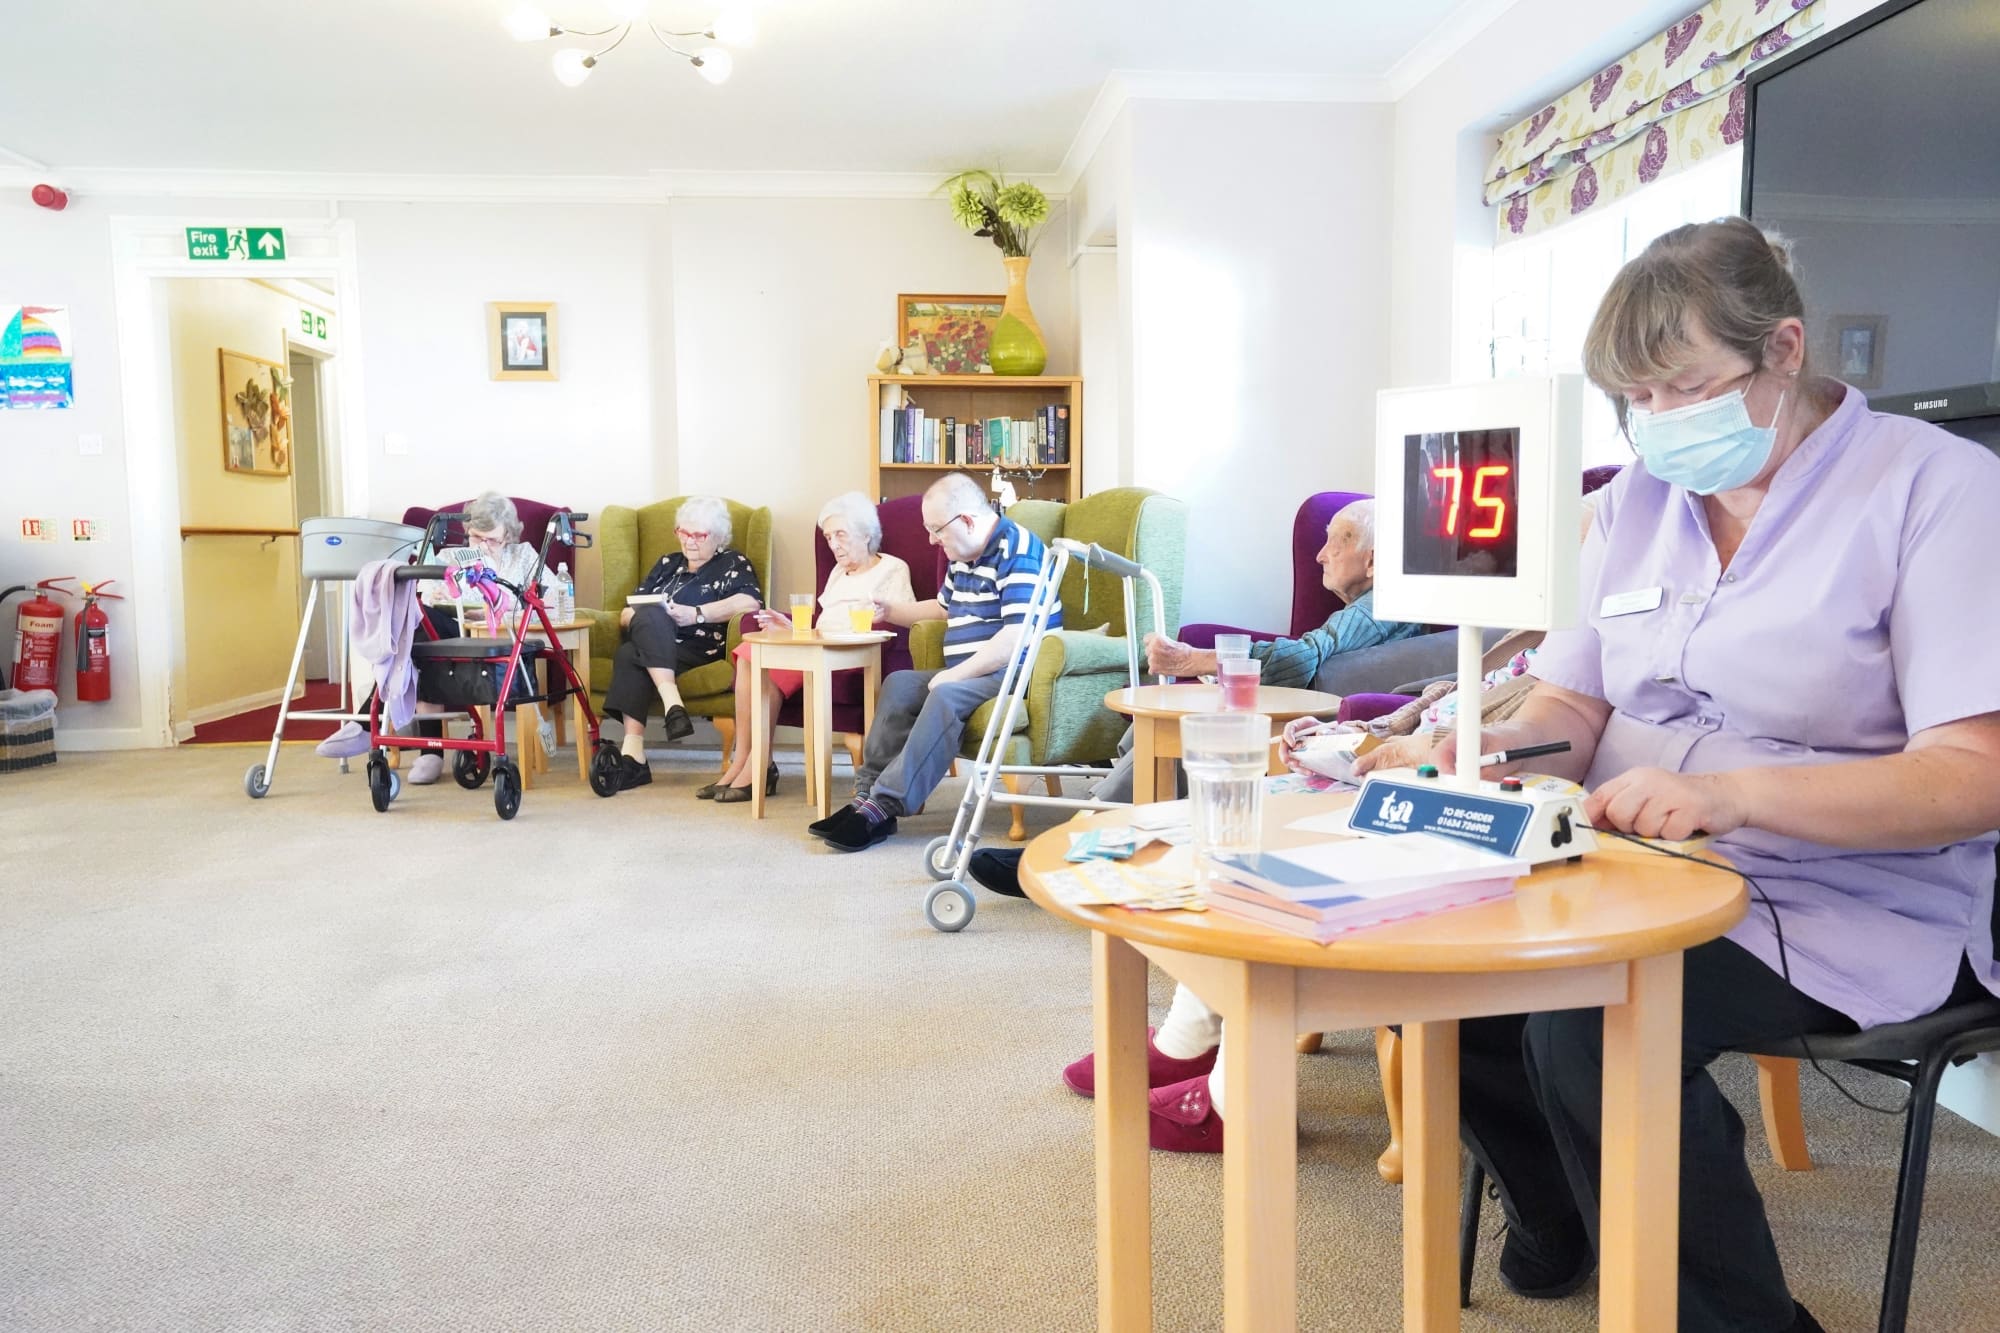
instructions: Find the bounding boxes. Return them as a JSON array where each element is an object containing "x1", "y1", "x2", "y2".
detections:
[
  {"x1": 218, "y1": 347, "x2": 292, "y2": 476},
  {"x1": 1829, "y1": 314, "x2": 1885, "y2": 391},
  {"x1": 896, "y1": 293, "x2": 1003, "y2": 374},
  {"x1": 488, "y1": 301, "x2": 558, "y2": 381}
]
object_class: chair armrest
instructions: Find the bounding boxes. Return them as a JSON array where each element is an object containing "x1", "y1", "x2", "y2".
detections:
[
  {"x1": 1178, "y1": 622, "x2": 1284, "y2": 650},
  {"x1": 1337, "y1": 693, "x2": 1411, "y2": 724},
  {"x1": 579, "y1": 607, "x2": 619, "y2": 667},
  {"x1": 726, "y1": 611, "x2": 754, "y2": 657},
  {"x1": 910, "y1": 619, "x2": 947, "y2": 671},
  {"x1": 1036, "y1": 629, "x2": 1141, "y2": 677}
]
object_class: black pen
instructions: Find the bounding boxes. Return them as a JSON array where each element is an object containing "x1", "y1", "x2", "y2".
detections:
[{"x1": 1474, "y1": 741, "x2": 1572, "y2": 767}]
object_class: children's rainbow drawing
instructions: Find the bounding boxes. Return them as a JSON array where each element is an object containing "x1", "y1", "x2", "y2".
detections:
[{"x1": 1, "y1": 305, "x2": 75, "y2": 409}]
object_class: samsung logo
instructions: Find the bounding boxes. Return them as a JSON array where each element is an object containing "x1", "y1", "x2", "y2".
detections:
[{"x1": 1914, "y1": 398, "x2": 1950, "y2": 411}]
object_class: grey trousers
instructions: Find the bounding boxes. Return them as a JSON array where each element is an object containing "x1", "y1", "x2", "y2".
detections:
[
  {"x1": 1090, "y1": 724, "x2": 1185, "y2": 803},
  {"x1": 856, "y1": 669, "x2": 1004, "y2": 816}
]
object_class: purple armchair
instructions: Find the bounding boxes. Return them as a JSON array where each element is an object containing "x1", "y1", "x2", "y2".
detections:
[
  {"x1": 1179, "y1": 491, "x2": 1372, "y2": 650},
  {"x1": 399, "y1": 496, "x2": 576, "y2": 575},
  {"x1": 773, "y1": 494, "x2": 943, "y2": 765}
]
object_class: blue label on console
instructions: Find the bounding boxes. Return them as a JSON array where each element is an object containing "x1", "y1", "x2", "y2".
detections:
[{"x1": 1349, "y1": 780, "x2": 1532, "y2": 855}]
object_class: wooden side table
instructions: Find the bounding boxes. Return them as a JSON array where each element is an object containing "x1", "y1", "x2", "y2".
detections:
[
  {"x1": 1021, "y1": 790, "x2": 1747, "y2": 1333},
  {"x1": 743, "y1": 629, "x2": 890, "y2": 820},
  {"x1": 1105, "y1": 684, "x2": 1342, "y2": 804},
  {"x1": 469, "y1": 618, "x2": 593, "y2": 790}
]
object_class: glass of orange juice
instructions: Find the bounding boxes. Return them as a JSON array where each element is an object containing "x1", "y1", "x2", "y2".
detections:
[
  {"x1": 789, "y1": 594, "x2": 815, "y2": 639},
  {"x1": 847, "y1": 604, "x2": 876, "y2": 634}
]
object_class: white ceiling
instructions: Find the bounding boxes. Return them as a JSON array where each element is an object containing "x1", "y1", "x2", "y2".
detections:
[{"x1": 3, "y1": 0, "x2": 1487, "y2": 181}]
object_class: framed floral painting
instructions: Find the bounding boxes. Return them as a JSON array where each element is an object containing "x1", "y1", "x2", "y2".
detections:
[
  {"x1": 218, "y1": 347, "x2": 292, "y2": 475},
  {"x1": 896, "y1": 293, "x2": 1002, "y2": 374}
]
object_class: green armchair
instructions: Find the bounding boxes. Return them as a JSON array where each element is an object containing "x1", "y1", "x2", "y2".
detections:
[
  {"x1": 580, "y1": 497, "x2": 774, "y2": 754},
  {"x1": 910, "y1": 486, "x2": 1186, "y2": 833}
]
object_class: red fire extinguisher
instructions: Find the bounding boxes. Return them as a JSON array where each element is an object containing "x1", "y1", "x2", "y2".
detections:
[
  {"x1": 5, "y1": 578, "x2": 74, "y2": 693},
  {"x1": 73, "y1": 580, "x2": 122, "y2": 703}
]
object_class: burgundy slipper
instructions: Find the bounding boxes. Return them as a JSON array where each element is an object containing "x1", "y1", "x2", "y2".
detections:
[
  {"x1": 1148, "y1": 1074, "x2": 1224, "y2": 1153},
  {"x1": 1063, "y1": 1027, "x2": 1220, "y2": 1098}
]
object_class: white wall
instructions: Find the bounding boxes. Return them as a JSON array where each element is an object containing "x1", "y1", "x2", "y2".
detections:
[
  {"x1": 1122, "y1": 99, "x2": 1393, "y2": 630},
  {"x1": 667, "y1": 195, "x2": 1074, "y2": 600}
]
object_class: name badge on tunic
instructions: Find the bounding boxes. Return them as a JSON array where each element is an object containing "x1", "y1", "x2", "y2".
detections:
[{"x1": 1599, "y1": 587, "x2": 1664, "y2": 618}]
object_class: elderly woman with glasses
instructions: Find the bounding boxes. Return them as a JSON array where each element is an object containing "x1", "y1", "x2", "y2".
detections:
[
  {"x1": 702, "y1": 491, "x2": 915, "y2": 804},
  {"x1": 604, "y1": 494, "x2": 763, "y2": 791}
]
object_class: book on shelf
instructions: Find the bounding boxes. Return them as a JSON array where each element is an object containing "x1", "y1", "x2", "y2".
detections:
[
  {"x1": 943, "y1": 415, "x2": 956, "y2": 465},
  {"x1": 1203, "y1": 833, "x2": 1526, "y2": 941}
]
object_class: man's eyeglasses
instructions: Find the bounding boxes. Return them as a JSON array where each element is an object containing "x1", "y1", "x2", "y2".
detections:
[
  {"x1": 675, "y1": 527, "x2": 711, "y2": 544},
  {"x1": 923, "y1": 513, "x2": 970, "y2": 538}
]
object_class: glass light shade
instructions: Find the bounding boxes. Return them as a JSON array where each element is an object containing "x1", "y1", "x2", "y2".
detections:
[
  {"x1": 503, "y1": 4, "x2": 553, "y2": 40},
  {"x1": 694, "y1": 45, "x2": 733, "y2": 83},
  {"x1": 712, "y1": 4, "x2": 755, "y2": 46},
  {"x1": 552, "y1": 47, "x2": 595, "y2": 86},
  {"x1": 603, "y1": 0, "x2": 650, "y2": 20}
]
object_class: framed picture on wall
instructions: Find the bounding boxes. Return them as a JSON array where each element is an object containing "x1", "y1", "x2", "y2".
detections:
[
  {"x1": 488, "y1": 301, "x2": 559, "y2": 381},
  {"x1": 1829, "y1": 314, "x2": 1886, "y2": 391},
  {"x1": 218, "y1": 347, "x2": 292, "y2": 476},
  {"x1": 896, "y1": 293, "x2": 1003, "y2": 374}
]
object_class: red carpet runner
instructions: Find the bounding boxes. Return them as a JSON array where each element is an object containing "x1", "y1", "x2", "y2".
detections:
[{"x1": 188, "y1": 680, "x2": 349, "y2": 745}]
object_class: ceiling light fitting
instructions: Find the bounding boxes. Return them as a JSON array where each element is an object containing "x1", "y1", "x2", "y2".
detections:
[{"x1": 504, "y1": 3, "x2": 753, "y2": 87}]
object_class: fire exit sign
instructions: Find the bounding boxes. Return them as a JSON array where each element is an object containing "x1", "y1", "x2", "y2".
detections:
[{"x1": 185, "y1": 226, "x2": 286, "y2": 261}]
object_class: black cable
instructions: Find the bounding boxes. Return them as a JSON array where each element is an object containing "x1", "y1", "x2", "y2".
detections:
[{"x1": 1583, "y1": 823, "x2": 1910, "y2": 1117}]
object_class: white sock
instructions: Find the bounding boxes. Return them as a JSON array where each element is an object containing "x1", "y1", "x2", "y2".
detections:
[
  {"x1": 1208, "y1": 1040, "x2": 1227, "y2": 1120},
  {"x1": 1154, "y1": 984, "x2": 1222, "y2": 1059},
  {"x1": 621, "y1": 733, "x2": 647, "y2": 761}
]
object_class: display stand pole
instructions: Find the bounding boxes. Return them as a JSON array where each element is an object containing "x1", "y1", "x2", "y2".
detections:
[{"x1": 1456, "y1": 624, "x2": 1484, "y2": 792}]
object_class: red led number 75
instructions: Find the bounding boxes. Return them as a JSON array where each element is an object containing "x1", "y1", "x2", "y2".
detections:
[{"x1": 1430, "y1": 465, "x2": 1510, "y2": 539}]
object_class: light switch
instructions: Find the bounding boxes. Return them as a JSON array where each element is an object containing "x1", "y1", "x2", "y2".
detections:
[
  {"x1": 384, "y1": 432, "x2": 409, "y2": 456},
  {"x1": 78, "y1": 434, "x2": 104, "y2": 455}
]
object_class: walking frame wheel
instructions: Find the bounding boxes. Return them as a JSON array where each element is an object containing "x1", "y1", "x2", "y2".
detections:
[
  {"x1": 923, "y1": 834, "x2": 958, "y2": 882},
  {"x1": 924, "y1": 882, "x2": 977, "y2": 932},
  {"x1": 243, "y1": 763, "x2": 270, "y2": 799}
]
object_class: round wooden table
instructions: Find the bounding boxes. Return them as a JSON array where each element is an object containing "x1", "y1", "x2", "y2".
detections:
[
  {"x1": 1022, "y1": 789, "x2": 1747, "y2": 1333},
  {"x1": 742, "y1": 628, "x2": 892, "y2": 819},
  {"x1": 1105, "y1": 683, "x2": 1342, "y2": 804}
]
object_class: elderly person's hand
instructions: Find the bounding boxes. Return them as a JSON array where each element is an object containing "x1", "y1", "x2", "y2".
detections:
[
  {"x1": 1143, "y1": 633, "x2": 1213, "y2": 680},
  {"x1": 665, "y1": 602, "x2": 699, "y2": 628},
  {"x1": 1278, "y1": 715, "x2": 1337, "y2": 774},
  {"x1": 1585, "y1": 768, "x2": 1748, "y2": 843},
  {"x1": 619, "y1": 606, "x2": 636, "y2": 629},
  {"x1": 754, "y1": 609, "x2": 791, "y2": 633}
]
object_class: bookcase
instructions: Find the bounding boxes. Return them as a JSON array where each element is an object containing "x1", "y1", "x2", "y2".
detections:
[{"x1": 868, "y1": 374, "x2": 1083, "y2": 505}]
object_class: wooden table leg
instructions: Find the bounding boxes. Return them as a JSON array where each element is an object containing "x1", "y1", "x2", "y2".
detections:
[
  {"x1": 1403, "y1": 1020, "x2": 1459, "y2": 1332},
  {"x1": 1223, "y1": 961, "x2": 1300, "y2": 1333},
  {"x1": 801, "y1": 665, "x2": 819, "y2": 811},
  {"x1": 1377, "y1": 1025, "x2": 1405, "y2": 1185},
  {"x1": 1132, "y1": 718, "x2": 1159, "y2": 805},
  {"x1": 1600, "y1": 952, "x2": 1683, "y2": 1331},
  {"x1": 1095, "y1": 932, "x2": 1152, "y2": 1333},
  {"x1": 750, "y1": 644, "x2": 770, "y2": 820},
  {"x1": 572, "y1": 634, "x2": 591, "y2": 784},
  {"x1": 1755, "y1": 1055, "x2": 1812, "y2": 1172},
  {"x1": 811, "y1": 661, "x2": 835, "y2": 820}
]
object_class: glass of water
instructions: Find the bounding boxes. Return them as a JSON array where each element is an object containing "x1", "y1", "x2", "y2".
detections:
[{"x1": 1181, "y1": 712, "x2": 1270, "y2": 888}]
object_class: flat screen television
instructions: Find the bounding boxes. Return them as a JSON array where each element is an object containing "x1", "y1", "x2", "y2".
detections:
[{"x1": 1743, "y1": 0, "x2": 2000, "y2": 427}]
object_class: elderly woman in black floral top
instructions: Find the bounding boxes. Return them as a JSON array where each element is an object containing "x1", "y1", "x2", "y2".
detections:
[{"x1": 606, "y1": 495, "x2": 762, "y2": 790}]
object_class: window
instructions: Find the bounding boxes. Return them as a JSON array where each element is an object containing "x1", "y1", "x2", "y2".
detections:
[{"x1": 1484, "y1": 148, "x2": 1743, "y2": 465}]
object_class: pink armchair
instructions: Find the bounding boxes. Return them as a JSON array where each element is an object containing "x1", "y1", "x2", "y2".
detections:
[{"x1": 1178, "y1": 491, "x2": 1371, "y2": 649}]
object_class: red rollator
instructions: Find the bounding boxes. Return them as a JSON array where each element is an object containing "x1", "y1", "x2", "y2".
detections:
[{"x1": 366, "y1": 509, "x2": 621, "y2": 819}]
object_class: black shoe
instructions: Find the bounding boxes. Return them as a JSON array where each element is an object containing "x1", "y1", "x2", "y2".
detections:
[
  {"x1": 663, "y1": 705, "x2": 694, "y2": 742},
  {"x1": 765, "y1": 764, "x2": 780, "y2": 796},
  {"x1": 615, "y1": 755, "x2": 653, "y2": 790},
  {"x1": 1498, "y1": 1213, "x2": 1594, "y2": 1300},
  {"x1": 969, "y1": 848, "x2": 1027, "y2": 898},
  {"x1": 713, "y1": 783, "x2": 753, "y2": 804},
  {"x1": 820, "y1": 807, "x2": 896, "y2": 852},
  {"x1": 695, "y1": 781, "x2": 723, "y2": 799},
  {"x1": 809, "y1": 802, "x2": 857, "y2": 839},
  {"x1": 1790, "y1": 1302, "x2": 1826, "y2": 1333}
]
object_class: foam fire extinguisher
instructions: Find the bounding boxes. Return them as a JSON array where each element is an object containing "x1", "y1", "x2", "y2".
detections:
[
  {"x1": 72, "y1": 580, "x2": 122, "y2": 703},
  {"x1": 4, "y1": 578, "x2": 74, "y2": 693}
]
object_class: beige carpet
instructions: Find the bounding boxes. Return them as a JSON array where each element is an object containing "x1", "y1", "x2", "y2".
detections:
[{"x1": 3, "y1": 746, "x2": 1997, "y2": 1331}]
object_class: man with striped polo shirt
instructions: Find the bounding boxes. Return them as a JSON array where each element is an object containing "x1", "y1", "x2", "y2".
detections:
[{"x1": 809, "y1": 472, "x2": 1061, "y2": 853}]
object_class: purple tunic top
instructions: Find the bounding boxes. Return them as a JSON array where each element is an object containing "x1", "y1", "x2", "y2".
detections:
[{"x1": 1533, "y1": 385, "x2": 2000, "y2": 1029}]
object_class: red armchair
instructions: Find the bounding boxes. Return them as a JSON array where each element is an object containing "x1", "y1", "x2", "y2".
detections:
[
  {"x1": 399, "y1": 496, "x2": 576, "y2": 575},
  {"x1": 1179, "y1": 491, "x2": 1371, "y2": 649},
  {"x1": 773, "y1": 494, "x2": 943, "y2": 768}
]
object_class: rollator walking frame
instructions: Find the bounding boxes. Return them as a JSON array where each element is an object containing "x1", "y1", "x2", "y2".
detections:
[{"x1": 918, "y1": 537, "x2": 1166, "y2": 932}]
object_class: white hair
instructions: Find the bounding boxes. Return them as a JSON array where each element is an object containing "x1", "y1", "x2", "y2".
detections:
[
  {"x1": 464, "y1": 491, "x2": 523, "y2": 543},
  {"x1": 1333, "y1": 498, "x2": 1376, "y2": 550},
  {"x1": 817, "y1": 491, "x2": 883, "y2": 554},
  {"x1": 677, "y1": 495, "x2": 733, "y2": 548}
]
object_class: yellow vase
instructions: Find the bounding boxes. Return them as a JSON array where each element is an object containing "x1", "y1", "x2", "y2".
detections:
[{"x1": 990, "y1": 254, "x2": 1047, "y2": 376}]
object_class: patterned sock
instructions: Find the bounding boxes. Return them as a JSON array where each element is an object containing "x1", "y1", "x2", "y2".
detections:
[{"x1": 855, "y1": 796, "x2": 888, "y2": 826}]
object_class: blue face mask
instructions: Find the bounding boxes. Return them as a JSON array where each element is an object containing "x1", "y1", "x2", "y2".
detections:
[{"x1": 1628, "y1": 386, "x2": 1785, "y2": 495}]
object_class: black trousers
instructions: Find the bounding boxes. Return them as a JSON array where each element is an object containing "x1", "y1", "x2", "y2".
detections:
[
  {"x1": 1461, "y1": 936, "x2": 1858, "y2": 1331},
  {"x1": 603, "y1": 604, "x2": 711, "y2": 725}
]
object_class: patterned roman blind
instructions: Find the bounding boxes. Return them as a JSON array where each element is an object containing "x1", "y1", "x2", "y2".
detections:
[{"x1": 1486, "y1": 0, "x2": 1825, "y2": 241}]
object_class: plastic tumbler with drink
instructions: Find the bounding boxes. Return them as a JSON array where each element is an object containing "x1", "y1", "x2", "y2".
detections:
[
  {"x1": 1219, "y1": 655, "x2": 1263, "y2": 711},
  {"x1": 790, "y1": 593, "x2": 815, "y2": 639},
  {"x1": 1181, "y1": 712, "x2": 1269, "y2": 888},
  {"x1": 847, "y1": 604, "x2": 876, "y2": 634}
]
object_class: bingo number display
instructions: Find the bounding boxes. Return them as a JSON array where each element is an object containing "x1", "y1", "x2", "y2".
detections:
[{"x1": 1401, "y1": 428, "x2": 1520, "y2": 579}]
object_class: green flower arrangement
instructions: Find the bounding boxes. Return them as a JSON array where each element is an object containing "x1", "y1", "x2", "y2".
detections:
[{"x1": 940, "y1": 169, "x2": 1050, "y2": 259}]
